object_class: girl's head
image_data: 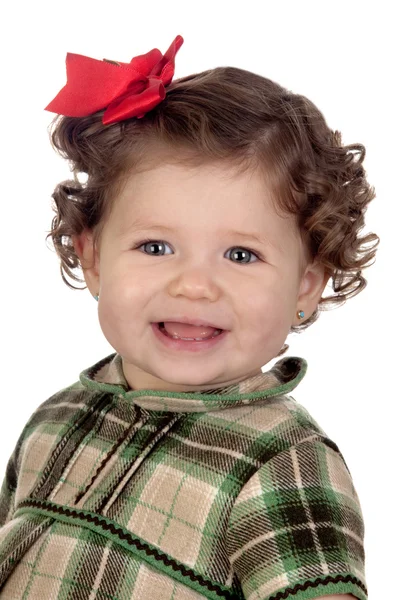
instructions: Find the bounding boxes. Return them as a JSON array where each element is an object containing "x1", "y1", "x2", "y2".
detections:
[{"x1": 46, "y1": 47, "x2": 379, "y2": 392}]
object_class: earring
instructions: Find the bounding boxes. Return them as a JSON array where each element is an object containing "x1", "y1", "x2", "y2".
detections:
[
  {"x1": 94, "y1": 294, "x2": 99, "y2": 301},
  {"x1": 297, "y1": 310, "x2": 305, "y2": 319}
]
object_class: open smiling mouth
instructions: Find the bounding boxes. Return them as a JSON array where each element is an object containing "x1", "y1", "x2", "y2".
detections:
[
  {"x1": 157, "y1": 322, "x2": 223, "y2": 340},
  {"x1": 152, "y1": 322, "x2": 227, "y2": 352}
]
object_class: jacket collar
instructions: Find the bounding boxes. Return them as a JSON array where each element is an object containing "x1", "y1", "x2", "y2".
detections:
[{"x1": 79, "y1": 352, "x2": 307, "y2": 413}]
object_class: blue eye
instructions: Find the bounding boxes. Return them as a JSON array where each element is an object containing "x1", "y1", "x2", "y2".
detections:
[
  {"x1": 226, "y1": 247, "x2": 260, "y2": 263},
  {"x1": 136, "y1": 240, "x2": 172, "y2": 256},
  {"x1": 134, "y1": 239, "x2": 261, "y2": 263}
]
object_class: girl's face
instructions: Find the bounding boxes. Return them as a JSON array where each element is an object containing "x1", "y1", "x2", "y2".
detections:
[{"x1": 78, "y1": 160, "x2": 328, "y2": 392}]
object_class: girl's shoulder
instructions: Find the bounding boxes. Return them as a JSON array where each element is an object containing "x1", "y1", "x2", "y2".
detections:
[{"x1": 21, "y1": 379, "x2": 105, "y2": 436}]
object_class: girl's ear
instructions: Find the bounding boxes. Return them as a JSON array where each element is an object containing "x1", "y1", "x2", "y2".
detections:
[
  {"x1": 295, "y1": 261, "x2": 331, "y2": 324},
  {"x1": 72, "y1": 230, "x2": 100, "y2": 296}
]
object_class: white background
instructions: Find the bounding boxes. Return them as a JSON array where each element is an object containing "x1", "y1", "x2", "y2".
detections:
[{"x1": 0, "y1": 1, "x2": 392, "y2": 597}]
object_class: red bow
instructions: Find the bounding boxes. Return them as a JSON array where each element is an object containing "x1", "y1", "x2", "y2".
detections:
[{"x1": 45, "y1": 35, "x2": 184, "y2": 125}]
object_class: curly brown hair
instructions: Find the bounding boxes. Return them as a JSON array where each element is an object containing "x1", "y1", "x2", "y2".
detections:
[{"x1": 46, "y1": 66, "x2": 379, "y2": 337}]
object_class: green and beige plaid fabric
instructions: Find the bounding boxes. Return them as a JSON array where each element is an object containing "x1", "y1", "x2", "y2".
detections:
[{"x1": 0, "y1": 352, "x2": 367, "y2": 599}]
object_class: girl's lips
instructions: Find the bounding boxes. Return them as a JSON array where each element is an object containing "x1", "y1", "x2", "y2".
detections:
[{"x1": 151, "y1": 322, "x2": 228, "y2": 352}]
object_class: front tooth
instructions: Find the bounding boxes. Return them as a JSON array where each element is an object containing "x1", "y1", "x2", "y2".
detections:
[
  {"x1": 175, "y1": 337, "x2": 212, "y2": 341},
  {"x1": 171, "y1": 335, "x2": 204, "y2": 341},
  {"x1": 169, "y1": 332, "x2": 221, "y2": 341}
]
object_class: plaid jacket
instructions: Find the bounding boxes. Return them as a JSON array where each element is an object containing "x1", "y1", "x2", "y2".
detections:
[{"x1": 0, "y1": 352, "x2": 367, "y2": 600}]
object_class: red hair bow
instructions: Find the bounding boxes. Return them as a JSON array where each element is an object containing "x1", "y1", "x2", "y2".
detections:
[{"x1": 45, "y1": 35, "x2": 184, "y2": 125}]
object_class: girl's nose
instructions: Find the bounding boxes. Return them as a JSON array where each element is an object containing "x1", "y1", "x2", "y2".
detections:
[{"x1": 167, "y1": 268, "x2": 221, "y2": 302}]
